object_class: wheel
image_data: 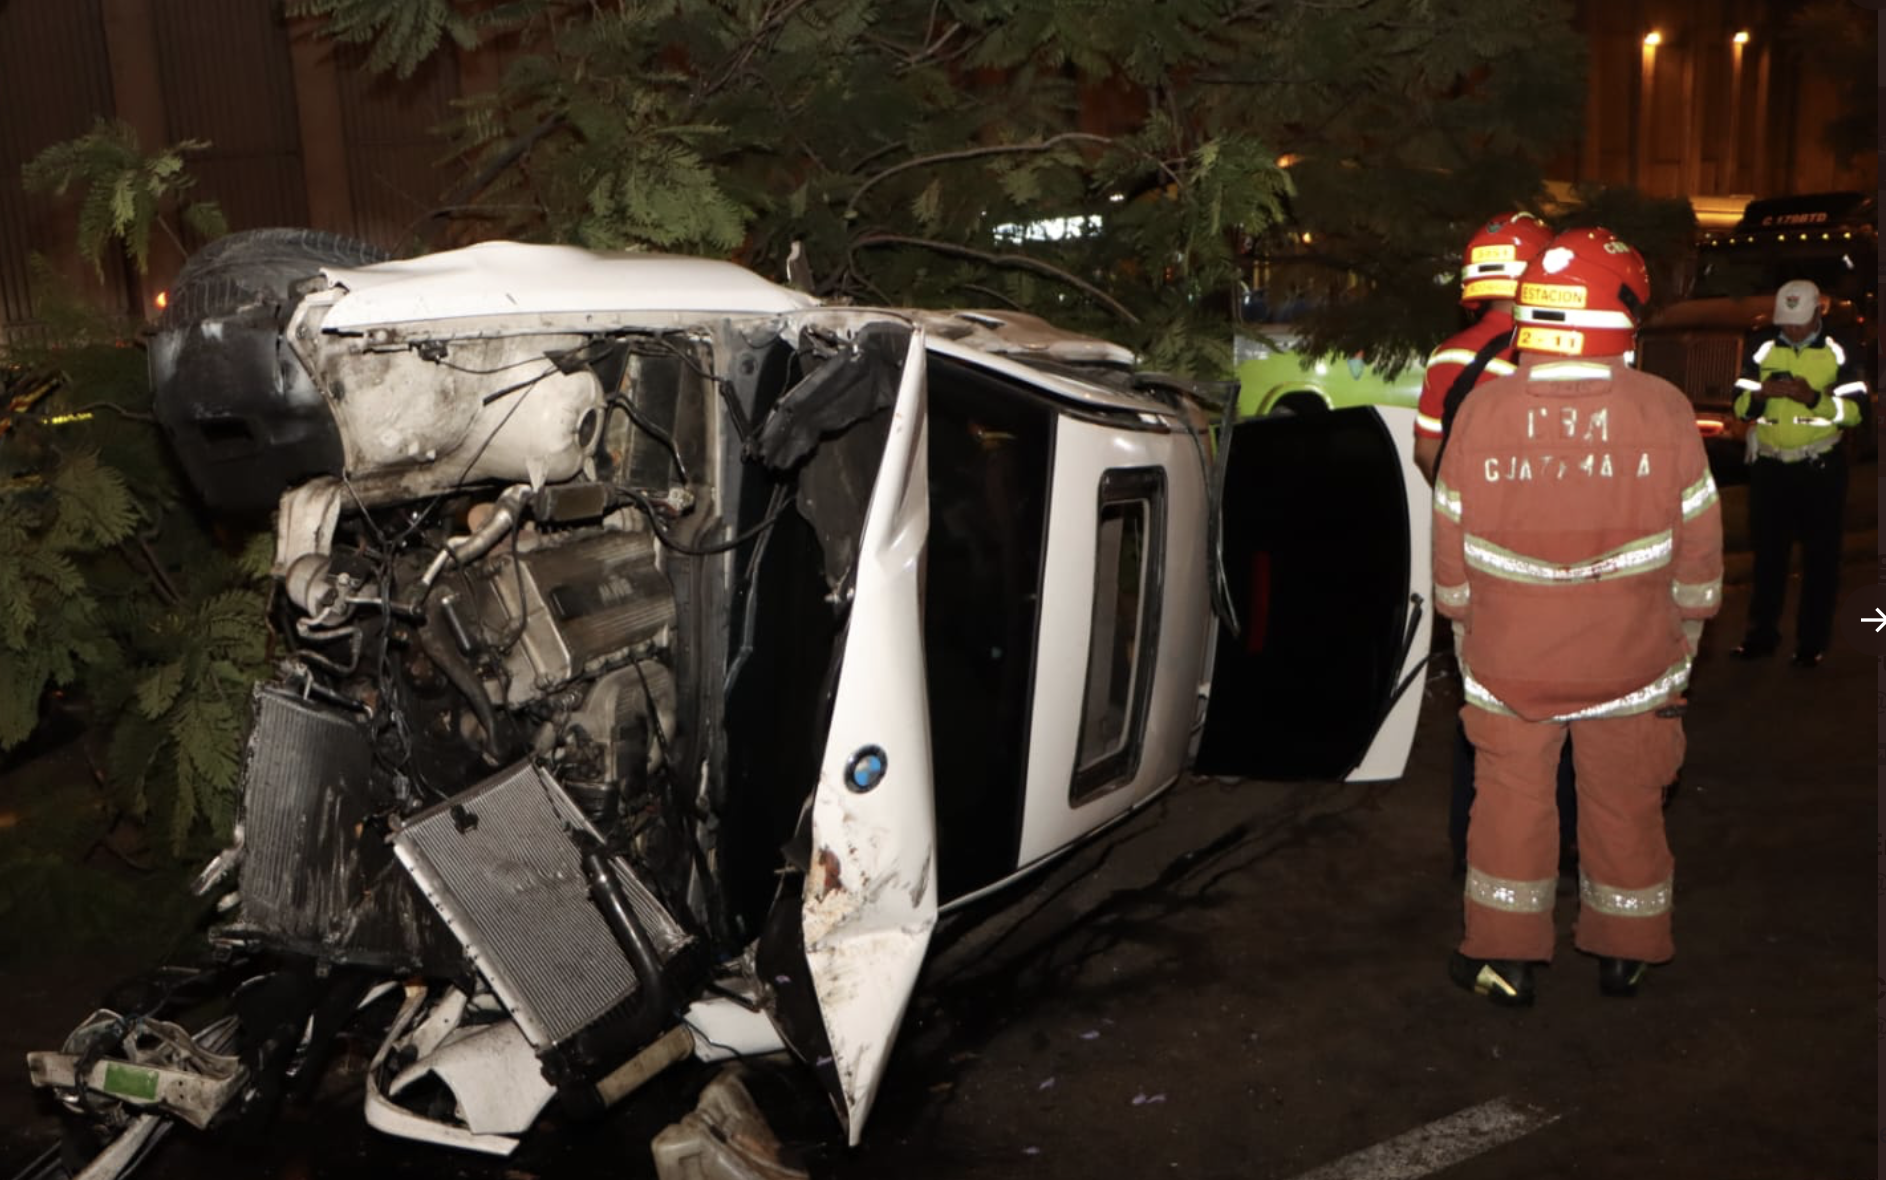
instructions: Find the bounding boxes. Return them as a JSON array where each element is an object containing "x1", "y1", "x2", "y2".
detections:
[
  {"x1": 158, "y1": 228, "x2": 391, "y2": 330},
  {"x1": 1272, "y1": 391, "x2": 1330, "y2": 416},
  {"x1": 150, "y1": 228, "x2": 393, "y2": 514}
]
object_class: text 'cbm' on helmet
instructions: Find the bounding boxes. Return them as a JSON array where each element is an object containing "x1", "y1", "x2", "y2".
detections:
[
  {"x1": 1513, "y1": 227, "x2": 1651, "y2": 359},
  {"x1": 1460, "y1": 211, "x2": 1555, "y2": 305}
]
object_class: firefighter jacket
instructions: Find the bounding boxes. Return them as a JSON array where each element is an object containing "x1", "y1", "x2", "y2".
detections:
[
  {"x1": 1415, "y1": 309, "x2": 1518, "y2": 441},
  {"x1": 1732, "y1": 326, "x2": 1867, "y2": 461},
  {"x1": 1433, "y1": 356, "x2": 1724, "y2": 722}
]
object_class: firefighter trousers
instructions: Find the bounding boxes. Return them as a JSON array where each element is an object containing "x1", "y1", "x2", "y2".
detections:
[{"x1": 1459, "y1": 705, "x2": 1686, "y2": 964}]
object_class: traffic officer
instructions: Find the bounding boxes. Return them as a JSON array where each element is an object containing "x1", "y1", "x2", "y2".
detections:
[
  {"x1": 1729, "y1": 279, "x2": 1867, "y2": 668},
  {"x1": 1412, "y1": 211, "x2": 1572, "y2": 879},
  {"x1": 1433, "y1": 227, "x2": 1723, "y2": 1006}
]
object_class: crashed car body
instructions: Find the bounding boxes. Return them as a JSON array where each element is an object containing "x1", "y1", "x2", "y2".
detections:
[{"x1": 27, "y1": 234, "x2": 1433, "y2": 1166}]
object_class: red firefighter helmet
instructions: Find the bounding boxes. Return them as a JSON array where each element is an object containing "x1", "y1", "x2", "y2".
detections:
[
  {"x1": 1459, "y1": 211, "x2": 1554, "y2": 305},
  {"x1": 1512, "y1": 227, "x2": 1651, "y2": 359}
]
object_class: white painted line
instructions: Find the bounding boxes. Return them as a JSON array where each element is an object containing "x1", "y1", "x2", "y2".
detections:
[{"x1": 1283, "y1": 1096, "x2": 1560, "y2": 1180}]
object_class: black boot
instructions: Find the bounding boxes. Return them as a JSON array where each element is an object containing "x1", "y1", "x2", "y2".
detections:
[
  {"x1": 1448, "y1": 952, "x2": 1535, "y2": 1007},
  {"x1": 1597, "y1": 957, "x2": 1649, "y2": 998}
]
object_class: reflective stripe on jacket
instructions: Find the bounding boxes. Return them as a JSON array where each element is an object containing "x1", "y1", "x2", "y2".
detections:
[
  {"x1": 1732, "y1": 328, "x2": 1867, "y2": 459},
  {"x1": 1415, "y1": 310, "x2": 1517, "y2": 440},
  {"x1": 1433, "y1": 356, "x2": 1724, "y2": 722}
]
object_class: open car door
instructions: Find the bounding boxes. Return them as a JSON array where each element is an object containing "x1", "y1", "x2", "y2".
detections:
[
  {"x1": 1194, "y1": 403, "x2": 1431, "y2": 781},
  {"x1": 770, "y1": 320, "x2": 938, "y2": 1144}
]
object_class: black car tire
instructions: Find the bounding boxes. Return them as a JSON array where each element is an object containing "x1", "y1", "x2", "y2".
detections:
[{"x1": 158, "y1": 228, "x2": 391, "y2": 330}]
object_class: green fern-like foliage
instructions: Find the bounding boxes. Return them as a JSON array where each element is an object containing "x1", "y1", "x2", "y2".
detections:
[
  {"x1": 0, "y1": 453, "x2": 136, "y2": 749},
  {"x1": 1, "y1": 289, "x2": 269, "y2": 857},
  {"x1": 110, "y1": 582, "x2": 270, "y2": 852},
  {"x1": 286, "y1": 0, "x2": 483, "y2": 78},
  {"x1": 21, "y1": 118, "x2": 227, "y2": 278}
]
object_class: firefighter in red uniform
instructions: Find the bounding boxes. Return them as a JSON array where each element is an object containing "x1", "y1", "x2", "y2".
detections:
[
  {"x1": 1415, "y1": 212, "x2": 1566, "y2": 879},
  {"x1": 1433, "y1": 228, "x2": 1723, "y2": 1005},
  {"x1": 1413, "y1": 211, "x2": 1555, "y2": 482}
]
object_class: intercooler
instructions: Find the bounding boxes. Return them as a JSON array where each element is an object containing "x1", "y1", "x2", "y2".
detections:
[
  {"x1": 392, "y1": 762, "x2": 691, "y2": 1060},
  {"x1": 234, "y1": 687, "x2": 460, "y2": 973}
]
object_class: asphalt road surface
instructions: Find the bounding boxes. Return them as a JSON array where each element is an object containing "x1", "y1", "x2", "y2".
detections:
[{"x1": 2, "y1": 503, "x2": 1874, "y2": 1180}]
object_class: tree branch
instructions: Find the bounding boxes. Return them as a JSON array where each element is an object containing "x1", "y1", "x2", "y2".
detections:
[
  {"x1": 959, "y1": 282, "x2": 1026, "y2": 311},
  {"x1": 123, "y1": 537, "x2": 184, "y2": 608},
  {"x1": 851, "y1": 232, "x2": 1140, "y2": 325},
  {"x1": 860, "y1": 19, "x2": 965, "y2": 68},
  {"x1": 419, "y1": 113, "x2": 567, "y2": 246},
  {"x1": 699, "y1": 0, "x2": 821, "y2": 101},
  {"x1": 846, "y1": 133, "x2": 1118, "y2": 222}
]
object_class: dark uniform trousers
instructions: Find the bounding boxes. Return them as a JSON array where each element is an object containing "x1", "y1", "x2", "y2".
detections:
[{"x1": 1745, "y1": 447, "x2": 1847, "y2": 657}]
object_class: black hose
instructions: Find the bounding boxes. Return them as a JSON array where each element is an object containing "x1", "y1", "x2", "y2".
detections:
[
  {"x1": 579, "y1": 841, "x2": 674, "y2": 1022},
  {"x1": 419, "y1": 594, "x2": 504, "y2": 764}
]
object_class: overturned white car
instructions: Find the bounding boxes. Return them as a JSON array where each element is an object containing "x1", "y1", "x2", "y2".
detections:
[{"x1": 26, "y1": 230, "x2": 1432, "y2": 1174}]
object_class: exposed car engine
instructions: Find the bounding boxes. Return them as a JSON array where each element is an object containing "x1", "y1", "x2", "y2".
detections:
[{"x1": 26, "y1": 232, "x2": 920, "y2": 1165}]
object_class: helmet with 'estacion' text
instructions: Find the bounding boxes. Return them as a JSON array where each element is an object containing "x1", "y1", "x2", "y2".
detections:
[{"x1": 1512, "y1": 227, "x2": 1650, "y2": 359}]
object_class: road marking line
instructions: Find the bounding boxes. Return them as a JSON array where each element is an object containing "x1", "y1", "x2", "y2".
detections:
[{"x1": 1283, "y1": 1096, "x2": 1560, "y2": 1180}]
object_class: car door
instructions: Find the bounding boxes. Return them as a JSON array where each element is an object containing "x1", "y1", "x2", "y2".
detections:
[
  {"x1": 792, "y1": 320, "x2": 938, "y2": 1144},
  {"x1": 1008, "y1": 410, "x2": 1214, "y2": 870},
  {"x1": 1194, "y1": 402, "x2": 1432, "y2": 781}
]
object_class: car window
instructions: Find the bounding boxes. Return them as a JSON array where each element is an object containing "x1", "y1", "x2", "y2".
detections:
[{"x1": 1071, "y1": 467, "x2": 1166, "y2": 802}]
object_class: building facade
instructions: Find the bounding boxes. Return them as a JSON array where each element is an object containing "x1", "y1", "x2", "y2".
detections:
[{"x1": 1551, "y1": 0, "x2": 1875, "y2": 223}]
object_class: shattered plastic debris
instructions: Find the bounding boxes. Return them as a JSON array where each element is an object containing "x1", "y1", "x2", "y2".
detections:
[
  {"x1": 1131, "y1": 1093, "x2": 1167, "y2": 1106},
  {"x1": 1038, "y1": 1077, "x2": 1056, "y2": 1091},
  {"x1": 651, "y1": 1067, "x2": 809, "y2": 1180},
  {"x1": 1079, "y1": 1030, "x2": 1100, "y2": 1040},
  {"x1": 1023, "y1": 1147, "x2": 1041, "y2": 1156}
]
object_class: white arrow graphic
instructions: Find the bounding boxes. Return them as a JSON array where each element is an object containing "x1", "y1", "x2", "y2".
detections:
[{"x1": 1865, "y1": 608, "x2": 1886, "y2": 633}]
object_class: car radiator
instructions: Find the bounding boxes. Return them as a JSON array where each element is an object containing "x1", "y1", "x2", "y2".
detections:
[{"x1": 392, "y1": 762, "x2": 691, "y2": 1060}]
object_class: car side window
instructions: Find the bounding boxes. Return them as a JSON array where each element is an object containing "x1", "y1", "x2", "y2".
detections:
[{"x1": 1071, "y1": 467, "x2": 1166, "y2": 803}]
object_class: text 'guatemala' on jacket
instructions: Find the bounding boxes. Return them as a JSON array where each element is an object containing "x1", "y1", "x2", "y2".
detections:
[{"x1": 1433, "y1": 356, "x2": 1724, "y2": 722}]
